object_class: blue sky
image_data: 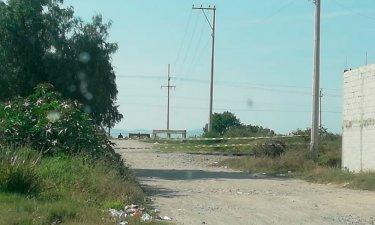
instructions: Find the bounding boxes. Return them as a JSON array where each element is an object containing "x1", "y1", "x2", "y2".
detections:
[{"x1": 65, "y1": 0, "x2": 375, "y2": 134}]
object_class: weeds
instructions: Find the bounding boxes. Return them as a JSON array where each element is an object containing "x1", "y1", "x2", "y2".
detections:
[
  {"x1": 0, "y1": 148, "x2": 41, "y2": 195},
  {"x1": 221, "y1": 137, "x2": 375, "y2": 191}
]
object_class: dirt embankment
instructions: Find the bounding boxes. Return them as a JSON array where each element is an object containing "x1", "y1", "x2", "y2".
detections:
[{"x1": 114, "y1": 140, "x2": 375, "y2": 225}]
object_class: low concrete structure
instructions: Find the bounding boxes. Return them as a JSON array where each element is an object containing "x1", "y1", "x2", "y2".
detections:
[
  {"x1": 129, "y1": 133, "x2": 151, "y2": 139},
  {"x1": 342, "y1": 64, "x2": 375, "y2": 172},
  {"x1": 152, "y1": 129, "x2": 187, "y2": 139}
]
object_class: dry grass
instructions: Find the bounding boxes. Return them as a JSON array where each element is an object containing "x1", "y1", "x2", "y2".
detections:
[{"x1": 221, "y1": 139, "x2": 375, "y2": 191}]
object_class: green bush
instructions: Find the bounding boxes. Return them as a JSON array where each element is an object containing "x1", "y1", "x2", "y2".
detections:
[
  {"x1": 224, "y1": 125, "x2": 275, "y2": 138},
  {"x1": 0, "y1": 148, "x2": 41, "y2": 195},
  {"x1": 0, "y1": 83, "x2": 112, "y2": 157},
  {"x1": 253, "y1": 140, "x2": 286, "y2": 158}
]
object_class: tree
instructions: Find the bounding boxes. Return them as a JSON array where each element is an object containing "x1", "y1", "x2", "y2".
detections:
[
  {"x1": 0, "y1": 0, "x2": 122, "y2": 127},
  {"x1": 204, "y1": 111, "x2": 241, "y2": 135}
]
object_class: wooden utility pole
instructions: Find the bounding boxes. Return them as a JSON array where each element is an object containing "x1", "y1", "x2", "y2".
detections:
[
  {"x1": 192, "y1": 5, "x2": 216, "y2": 132},
  {"x1": 161, "y1": 64, "x2": 175, "y2": 138},
  {"x1": 310, "y1": 0, "x2": 321, "y2": 156}
]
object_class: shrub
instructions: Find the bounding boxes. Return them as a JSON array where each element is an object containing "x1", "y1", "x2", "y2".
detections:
[
  {"x1": 0, "y1": 83, "x2": 112, "y2": 157},
  {"x1": 0, "y1": 148, "x2": 41, "y2": 195},
  {"x1": 253, "y1": 140, "x2": 286, "y2": 158},
  {"x1": 225, "y1": 125, "x2": 275, "y2": 138}
]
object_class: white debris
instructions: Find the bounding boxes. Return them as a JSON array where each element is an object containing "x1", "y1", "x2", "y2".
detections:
[
  {"x1": 119, "y1": 222, "x2": 128, "y2": 225},
  {"x1": 141, "y1": 213, "x2": 152, "y2": 222},
  {"x1": 109, "y1": 209, "x2": 127, "y2": 220},
  {"x1": 159, "y1": 215, "x2": 172, "y2": 221}
]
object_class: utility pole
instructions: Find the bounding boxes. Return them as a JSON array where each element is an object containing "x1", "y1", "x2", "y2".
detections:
[
  {"x1": 319, "y1": 88, "x2": 323, "y2": 130},
  {"x1": 310, "y1": 0, "x2": 321, "y2": 156},
  {"x1": 161, "y1": 64, "x2": 175, "y2": 138},
  {"x1": 192, "y1": 4, "x2": 216, "y2": 132}
]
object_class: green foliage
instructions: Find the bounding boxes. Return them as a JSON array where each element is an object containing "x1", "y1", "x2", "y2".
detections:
[
  {"x1": 204, "y1": 111, "x2": 241, "y2": 135},
  {"x1": 221, "y1": 133, "x2": 375, "y2": 191},
  {"x1": 223, "y1": 149, "x2": 314, "y2": 174},
  {"x1": 0, "y1": 149, "x2": 149, "y2": 225},
  {"x1": 253, "y1": 140, "x2": 286, "y2": 158},
  {"x1": 0, "y1": 148, "x2": 41, "y2": 195},
  {"x1": 0, "y1": 0, "x2": 122, "y2": 127},
  {"x1": 302, "y1": 168, "x2": 375, "y2": 191},
  {"x1": 291, "y1": 127, "x2": 341, "y2": 142},
  {"x1": 37, "y1": 155, "x2": 144, "y2": 204},
  {"x1": 0, "y1": 84, "x2": 112, "y2": 156},
  {"x1": 203, "y1": 111, "x2": 275, "y2": 138},
  {"x1": 225, "y1": 124, "x2": 275, "y2": 138}
]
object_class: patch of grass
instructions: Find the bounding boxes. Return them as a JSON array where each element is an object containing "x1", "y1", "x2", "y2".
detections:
[
  {"x1": 300, "y1": 167, "x2": 375, "y2": 191},
  {"x1": 0, "y1": 148, "x2": 166, "y2": 225},
  {"x1": 220, "y1": 137, "x2": 375, "y2": 191},
  {"x1": 0, "y1": 148, "x2": 41, "y2": 195},
  {"x1": 223, "y1": 149, "x2": 315, "y2": 174},
  {"x1": 151, "y1": 137, "x2": 304, "y2": 155}
]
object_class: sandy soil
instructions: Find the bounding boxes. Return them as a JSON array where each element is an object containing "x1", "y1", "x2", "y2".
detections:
[{"x1": 114, "y1": 140, "x2": 375, "y2": 225}]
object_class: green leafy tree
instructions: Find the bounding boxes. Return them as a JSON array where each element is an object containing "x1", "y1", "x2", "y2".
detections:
[
  {"x1": 204, "y1": 111, "x2": 241, "y2": 136},
  {"x1": 0, "y1": 0, "x2": 122, "y2": 128},
  {"x1": 0, "y1": 83, "x2": 111, "y2": 156}
]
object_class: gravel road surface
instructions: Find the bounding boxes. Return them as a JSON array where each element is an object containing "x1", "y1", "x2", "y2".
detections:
[{"x1": 114, "y1": 140, "x2": 375, "y2": 225}]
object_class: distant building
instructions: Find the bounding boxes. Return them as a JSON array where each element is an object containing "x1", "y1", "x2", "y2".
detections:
[{"x1": 342, "y1": 64, "x2": 375, "y2": 172}]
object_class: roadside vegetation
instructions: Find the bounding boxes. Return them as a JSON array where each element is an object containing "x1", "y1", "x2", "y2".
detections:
[
  {"x1": 222, "y1": 130, "x2": 375, "y2": 191},
  {"x1": 155, "y1": 111, "x2": 375, "y2": 191},
  {"x1": 0, "y1": 1, "x2": 168, "y2": 223},
  {"x1": 0, "y1": 85, "x2": 167, "y2": 225}
]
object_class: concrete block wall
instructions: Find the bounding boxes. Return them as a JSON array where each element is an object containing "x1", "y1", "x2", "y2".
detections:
[{"x1": 342, "y1": 64, "x2": 375, "y2": 172}]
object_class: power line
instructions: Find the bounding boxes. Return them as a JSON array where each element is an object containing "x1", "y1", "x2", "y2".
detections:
[
  {"x1": 118, "y1": 93, "x2": 341, "y2": 110},
  {"x1": 184, "y1": 20, "x2": 207, "y2": 77},
  {"x1": 123, "y1": 102, "x2": 341, "y2": 114},
  {"x1": 116, "y1": 75, "x2": 342, "y2": 97},
  {"x1": 178, "y1": 13, "x2": 200, "y2": 75},
  {"x1": 331, "y1": 0, "x2": 375, "y2": 21},
  {"x1": 172, "y1": 9, "x2": 193, "y2": 75},
  {"x1": 116, "y1": 75, "x2": 341, "y2": 91},
  {"x1": 248, "y1": 0, "x2": 297, "y2": 25}
]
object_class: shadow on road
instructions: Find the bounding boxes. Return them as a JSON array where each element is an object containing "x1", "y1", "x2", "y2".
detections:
[
  {"x1": 134, "y1": 169, "x2": 288, "y2": 181},
  {"x1": 143, "y1": 185, "x2": 185, "y2": 198}
]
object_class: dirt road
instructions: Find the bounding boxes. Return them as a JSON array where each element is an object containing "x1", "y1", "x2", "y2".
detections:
[{"x1": 114, "y1": 140, "x2": 375, "y2": 225}]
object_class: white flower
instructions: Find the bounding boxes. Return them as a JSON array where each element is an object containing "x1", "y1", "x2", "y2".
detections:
[
  {"x1": 45, "y1": 128, "x2": 52, "y2": 135},
  {"x1": 52, "y1": 140, "x2": 58, "y2": 146},
  {"x1": 61, "y1": 103, "x2": 69, "y2": 109}
]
